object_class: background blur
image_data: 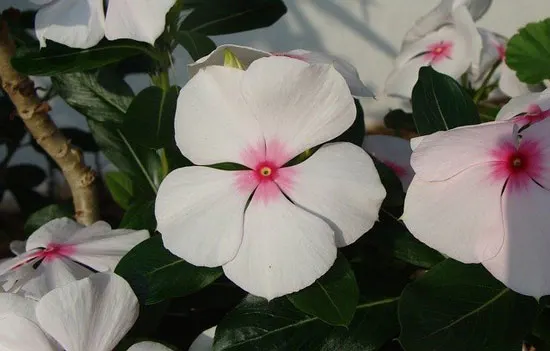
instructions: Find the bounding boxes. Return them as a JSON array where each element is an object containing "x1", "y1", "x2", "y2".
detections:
[{"x1": 1, "y1": 0, "x2": 550, "y2": 204}]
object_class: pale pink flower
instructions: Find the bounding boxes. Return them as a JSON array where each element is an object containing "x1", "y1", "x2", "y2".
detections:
[
  {"x1": 363, "y1": 135, "x2": 414, "y2": 191},
  {"x1": 403, "y1": 118, "x2": 550, "y2": 298},
  {"x1": 0, "y1": 272, "x2": 170, "y2": 350},
  {"x1": 496, "y1": 88, "x2": 550, "y2": 125},
  {"x1": 187, "y1": 44, "x2": 374, "y2": 97},
  {"x1": 155, "y1": 56, "x2": 386, "y2": 299},
  {"x1": 32, "y1": 0, "x2": 176, "y2": 48},
  {"x1": 0, "y1": 218, "x2": 149, "y2": 298}
]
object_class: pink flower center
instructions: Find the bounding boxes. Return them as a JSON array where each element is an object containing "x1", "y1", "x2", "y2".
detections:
[
  {"x1": 424, "y1": 41, "x2": 453, "y2": 64},
  {"x1": 271, "y1": 52, "x2": 307, "y2": 62},
  {"x1": 491, "y1": 139, "x2": 543, "y2": 193},
  {"x1": 384, "y1": 161, "x2": 408, "y2": 177},
  {"x1": 515, "y1": 104, "x2": 550, "y2": 125},
  {"x1": 496, "y1": 43, "x2": 506, "y2": 61},
  {"x1": 38, "y1": 243, "x2": 75, "y2": 262},
  {"x1": 236, "y1": 140, "x2": 296, "y2": 204}
]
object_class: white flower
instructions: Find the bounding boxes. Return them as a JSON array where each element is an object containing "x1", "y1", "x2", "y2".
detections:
[
  {"x1": 495, "y1": 88, "x2": 550, "y2": 125},
  {"x1": 155, "y1": 56, "x2": 386, "y2": 299},
  {"x1": 0, "y1": 218, "x2": 149, "y2": 298},
  {"x1": 188, "y1": 326, "x2": 216, "y2": 351},
  {"x1": 32, "y1": 0, "x2": 176, "y2": 49},
  {"x1": 0, "y1": 272, "x2": 170, "y2": 351},
  {"x1": 402, "y1": 116, "x2": 550, "y2": 298},
  {"x1": 187, "y1": 44, "x2": 374, "y2": 97},
  {"x1": 363, "y1": 135, "x2": 414, "y2": 191}
]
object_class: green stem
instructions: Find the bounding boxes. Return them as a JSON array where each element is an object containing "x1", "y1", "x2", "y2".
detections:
[
  {"x1": 152, "y1": 66, "x2": 171, "y2": 177},
  {"x1": 473, "y1": 61, "x2": 501, "y2": 104}
]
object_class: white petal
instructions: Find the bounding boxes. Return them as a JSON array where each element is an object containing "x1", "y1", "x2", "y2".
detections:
[
  {"x1": 189, "y1": 326, "x2": 217, "y2": 351},
  {"x1": 105, "y1": 0, "x2": 176, "y2": 45},
  {"x1": 223, "y1": 191, "x2": 336, "y2": 300},
  {"x1": 498, "y1": 63, "x2": 544, "y2": 98},
  {"x1": 411, "y1": 121, "x2": 515, "y2": 181},
  {"x1": 35, "y1": 0, "x2": 105, "y2": 49},
  {"x1": 9, "y1": 240, "x2": 26, "y2": 255},
  {"x1": 242, "y1": 56, "x2": 356, "y2": 162},
  {"x1": 483, "y1": 182, "x2": 550, "y2": 298},
  {"x1": 128, "y1": 341, "x2": 173, "y2": 351},
  {"x1": 175, "y1": 65, "x2": 263, "y2": 166},
  {"x1": 452, "y1": 5, "x2": 483, "y2": 75},
  {"x1": 21, "y1": 257, "x2": 93, "y2": 299},
  {"x1": 0, "y1": 250, "x2": 42, "y2": 293},
  {"x1": 402, "y1": 165, "x2": 505, "y2": 263},
  {"x1": 0, "y1": 293, "x2": 37, "y2": 322},
  {"x1": 496, "y1": 89, "x2": 550, "y2": 121},
  {"x1": 402, "y1": 0, "x2": 492, "y2": 47},
  {"x1": 188, "y1": 44, "x2": 270, "y2": 78},
  {"x1": 284, "y1": 49, "x2": 374, "y2": 97},
  {"x1": 26, "y1": 217, "x2": 83, "y2": 251},
  {"x1": 385, "y1": 26, "x2": 472, "y2": 99},
  {"x1": 36, "y1": 272, "x2": 139, "y2": 351},
  {"x1": 64, "y1": 223, "x2": 149, "y2": 271},
  {"x1": 155, "y1": 166, "x2": 253, "y2": 267},
  {"x1": 278, "y1": 143, "x2": 385, "y2": 247},
  {"x1": 363, "y1": 135, "x2": 414, "y2": 190},
  {"x1": 470, "y1": 28, "x2": 506, "y2": 86},
  {"x1": 0, "y1": 315, "x2": 55, "y2": 351}
]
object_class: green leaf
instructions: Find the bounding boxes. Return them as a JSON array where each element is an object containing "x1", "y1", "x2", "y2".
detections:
[
  {"x1": 507, "y1": 19, "x2": 550, "y2": 84},
  {"x1": 60, "y1": 128, "x2": 99, "y2": 152},
  {"x1": 52, "y1": 70, "x2": 134, "y2": 123},
  {"x1": 175, "y1": 30, "x2": 216, "y2": 61},
  {"x1": 368, "y1": 211, "x2": 444, "y2": 268},
  {"x1": 104, "y1": 172, "x2": 133, "y2": 210},
  {"x1": 115, "y1": 235, "x2": 223, "y2": 305},
  {"x1": 399, "y1": 259, "x2": 539, "y2": 351},
  {"x1": 180, "y1": 0, "x2": 287, "y2": 35},
  {"x1": 119, "y1": 199, "x2": 156, "y2": 232},
  {"x1": 411, "y1": 66, "x2": 480, "y2": 135},
  {"x1": 23, "y1": 203, "x2": 73, "y2": 236},
  {"x1": 383, "y1": 109, "x2": 416, "y2": 134},
  {"x1": 214, "y1": 294, "x2": 399, "y2": 351},
  {"x1": 122, "y1": 86, "x2": 179, "y2": 149},
  {"x1": 11, "y1": 39, "x2": 160, "y2": 76},
  {"x1": 287, "y1": 254, "x2": 359, "y2": 327},
  {"x1": 5, "y1": 165, "x2": 46, "y2": 188},
  {"x1": 373, "y1": 159, "x2": 405, "y2": 208}
]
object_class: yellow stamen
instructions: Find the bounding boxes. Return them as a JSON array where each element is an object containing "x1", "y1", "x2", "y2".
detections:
[{"x1": 260, "y1": 166, "x2": 272, "y2": 177}]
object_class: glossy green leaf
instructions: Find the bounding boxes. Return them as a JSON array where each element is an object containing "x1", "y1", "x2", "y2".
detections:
[
  {"x1": 123, "y1": 86, "x2": 179, "y2": 149},
  {"x1": 119, "y1": 199, "x2": 156, "y2": 232},
  {"x1": 288, "y1": 254, "x2": 359, "y2": 326},
  {"x1": 399, "y1": 259, "x2": 539, "y2": 351},
  {"x1": 115, "y1": 235, "x2": 223, "y2": 305},
  {"x1": 411, "y1": 66, "x2": 480, "y2": 135},
  {"x1": 373, "y1": 158, "x2": 405, "y2": 208},
  {"x1": 5, "y1": 165, "x2": 46, "y2": 188},
  {"x1": 104, "y1": 172, "x2": 133, "y2": 210},
  {"x1": 507, "y1": 19, "x2": 550, "y2": 84},
  {"x1": 214, "y1": 294, "x2": 399, "y2": 351},
  {"x1": 23, "y1": 203, "x2": 73, "y2": 236},
  {"x1": 60, "y1": 127, "x2": 99, "y2": 152},
  {"x1": 175, "y1": 30, "x2": 216, "y2": 61},
  {"x1": 52, "y1": 69, "x2": 134, "y2": 123},
  {"x1": 11, "y1": 39, "x2": 160, "y2": 76},
  {"x1": 180, "y1": 0, "x2": 287, "y2": 35},
  {"x1": 368, "y1": 210, "x2": 444, "y2": 269}
]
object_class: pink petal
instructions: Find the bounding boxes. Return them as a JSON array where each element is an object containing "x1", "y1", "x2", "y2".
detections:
[
  {"x1": 402, "y1": 164, "x2": 506, "y2": 263},
  {"x1": 483, "y1": 181, "x2": 550, "y2": 298},
  {"x1": 278, "y1": 143, "x2": 385, "y2": 247},
  {"x1": 174, "y1": 65, "x2": 263, "y2": 167},
  {"x1": 363, "y1": 135, "x2": 414, "y2": 190},
  {"x1": 411, "y1": 121, "x2": 516, "y2": 181},
  {"x1": 518, "y1": 117, "x2": 550, "y2": 188},
  {"x1": 155, "y1": 166, "x2": 254, "y2": 267},
  {"x1": 242, "y1": 56, "x2": 356, "y2": 164},
  {"x1": 223, "y1": 192, "x2": 336, "y2": 300},
  {"x1": 36, "y1": 272, "x2": 138, "y2": 351}
]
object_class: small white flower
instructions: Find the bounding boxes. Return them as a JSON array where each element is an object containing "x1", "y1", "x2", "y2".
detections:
[
  {"x1": 188, "y1": 326, "x2": 216, "y2": 351},
  {"x1": 0, "y1": 272, "x2": 170, "y2": 351},
  {"x1": 0, "y1": 218, "x2": 149, "y2": 298},
  {"x1": 188, "y1": 44, "x2": 373, "y2": 97},
  {"x1": 155, "y1": 56, "x2": 386, "y2": 299},
  {"x1": 32, "y1": 0, "x2": 176, "y2": 48}
]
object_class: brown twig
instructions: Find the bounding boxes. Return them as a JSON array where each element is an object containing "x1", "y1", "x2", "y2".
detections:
[{"x1": 0, "y1": 20, "x2": 99, "y2": 225}]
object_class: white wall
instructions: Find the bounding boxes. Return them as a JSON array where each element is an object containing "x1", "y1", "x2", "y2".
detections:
[{"x1": 1, "y1": 0, "x2": 550, "y2": 170}]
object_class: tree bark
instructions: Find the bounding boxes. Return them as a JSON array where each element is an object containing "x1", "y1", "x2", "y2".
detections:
[{"x1": 0, "y1": 21, "x2": 99, "y2": 225}]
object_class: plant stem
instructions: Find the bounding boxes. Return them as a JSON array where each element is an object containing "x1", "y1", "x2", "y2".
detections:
[
  {"x1": 0, "y1": 21, "x2": 99, "y2": 225},
  {"x1": 153, "y1": 66, "x2": 171, "y2": 177},
  {"x1": 473, "y1": 61, "x2": 501, "y2": 104}
]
